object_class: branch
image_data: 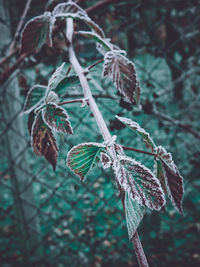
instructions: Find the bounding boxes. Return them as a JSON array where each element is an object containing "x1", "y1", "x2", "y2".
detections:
[
  {"x1": 152, "y1": 108, "x2": 200, "y2": 140},
  {"x1": 120, "y1": 145, "x2": 155, "y2": 156},
  {"x1": 9, "y1": 0, "x2": 32, "y2": 52},
  {"x1": 58, "y1": 99, "x2": 85, "y2": 106},
  {"x1": 66, "y1": 16, "x2": 149, "y2": 267},
  {"x1": 88, "y1": 58, "x2": 104, "y2": 70}
]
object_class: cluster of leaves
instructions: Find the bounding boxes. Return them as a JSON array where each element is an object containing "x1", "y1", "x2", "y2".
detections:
[{"x1": 21, "y1": 1, "x2": 184, "y2": 242}]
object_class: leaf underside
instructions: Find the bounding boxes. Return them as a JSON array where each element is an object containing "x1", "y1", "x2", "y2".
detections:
[
  {"x1": 21, "y1": 12, "x2": 52, "y2": 54},
  {"x1": 79, "y1": 31, "x2": 111, "y2": 51},
  {"x1": 103, "y1": 51, "x2": 140, "y2": 104},
  {"x1": 23, "y1": 85, "x2": 47, "y2": 113},
  {"x1": 156, "y1": 146, "x2": 184, "y2": 214},
  {"x1": 116, "y1": 116, "x2": 155, "y2": 152},
  {"x1": 113, "y1": 156, "x2": 165, "y2": 210},
  {"x1": 42, "y1": 103, "x2": 73, "y2": 134},
  {"x1": 125, "y1": 192, "x2": 145, "y2": 240},
  {"x1": 31, "y1": 112, "x2": 58, "y2": 170},
  {"x1": 67, "y1": 143, "x2": 105, "y2": 181}
]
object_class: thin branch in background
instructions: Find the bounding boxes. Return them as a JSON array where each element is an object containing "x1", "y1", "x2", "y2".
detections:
[
  {"x1": 58, "y1": 99, "x2": 84, "y2": 106},
  {"x1": 0, "y1": 47, "x2": 19, "y2": 68},
  {"x1": 9, "y1": 0, "x2": 32, "y2": 53},
  {"x1": 88, "y1": 58, "x2": 104, "y2": 70},
  {"x1": 120, "y1": 145, "x2": 155, "y2": 156}
]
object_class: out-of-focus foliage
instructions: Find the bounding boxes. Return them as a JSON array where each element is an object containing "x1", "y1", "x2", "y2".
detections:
[{"x1": 1, "y1": 0, "x2": 200, "y2": 266}]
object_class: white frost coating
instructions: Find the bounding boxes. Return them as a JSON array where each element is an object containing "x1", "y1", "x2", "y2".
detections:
[
  {"x1": 49, "y1": 15, "x2": 56, "y2": 46},
  {"x1": 125, "y1": 192, "x2": 145, "y2": 240},
  {"x1": 100, "y1": 152, "x2": 112, "y2": 169},
  {"x1": 103, "y1": 51, "x2": 140, "y2": 104},
  {"x1": 115, "y1": 144, "x2": 125, "y2": 156},
  {"x1": 156, "y1": 146, "x2": 176, "y2": 172},
  {"x1": 116, "y1": 115, "x2": 156, "y2": 151},
  {"x1": 53, "y1": 2, "x2": 105, "y2": 38},
  {"x1": 23, "y1": 85, "x2": 47, "y2": 114},
  {"x1": 113, "y1": 155, "x2": 166, "y2": 210},
  {"x1": 45, "y1": 91, "x2": 59, "y2": 104},
  {"x1": 103, "y1": 135, "x2": 117, "y2": 147}
]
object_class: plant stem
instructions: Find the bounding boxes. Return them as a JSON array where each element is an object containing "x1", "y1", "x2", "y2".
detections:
[
  {"x1": 120, "y1": 145, "x2": 155, "y2": 156},
  {"x1": 88, "y1": 58, "x2": 104, "y2": 70},
  {"x1": 59, "y1": 99, "x2": 85, "y2": 106},
  {"x1": 66, "y1": 17, "x2": 149, "y2": 267}
]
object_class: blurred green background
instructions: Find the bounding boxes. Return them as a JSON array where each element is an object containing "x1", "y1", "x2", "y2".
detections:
[{"x1": 0, "y1": 0, "x2": 200, "y2": 266}]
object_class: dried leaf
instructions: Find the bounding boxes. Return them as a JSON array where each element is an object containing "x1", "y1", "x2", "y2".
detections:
[
  {"x1": 103, "y1": 51, "x2": 140, "y2": 104},
  {"x1": 100, "y1": 152, "x2": 111, "y2": 169},
  {"x1": 67, "y1": 142, "x2": 105, "y2": 181},
  {"x1": 125, "y1": 192, "x2": 145, "y2": 240},
  {"x1": 23, "y1": 85, "x2": 47, "y2": 114},
  {"x1": 21, "y1": 12, "x2": 54, "y2": 54},
  {"x1": 113, "y1": 156, "x2": 165, "y2": 210},
  {"x1": 42, "y1": 103, "x2": 73, "y2": 134},
  {"x1": 156, "y1": 146, "x2": 184, "y2": 214},
  {"x1": 31, "y1": 112, "x2": 58, "y2": 170},
  {"x1": 116, "y1": 116, "x2": 155, "y2": 152}
]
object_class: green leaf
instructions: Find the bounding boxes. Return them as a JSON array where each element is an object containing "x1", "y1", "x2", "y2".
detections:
[
  {"x1": 31, "y1": 111, "x2": 58, "y2": 170},
  {"x1": 54, "y1": 75, "x2": 80, "y2": 95},
  {"x1": 47, "y1": 62, "x2": 69, "y2": 93},
  {"x1": 115, "y1": 116, "x2": 156, "y2": 152},
  {"x1": 42, "y1": 103, "x2": 73, "y2": 134},
  {"x1": 113, "y1": 156, "x2": 166, "y2": 210},
  {"x1": 67, "y1": 142, "x2": 106, "y2": 181},
  {"x1": 23, "y1": 85, "x2": 47, "y2": 114},
  {"x1": 103, "y1": 51, "x2": 140, "y2": 104},
  {"x1": 125, "y1": 192, "x2": 145, "y2": 240},
  {"x1": 21, "y1": 12, "x2": 55, "y2": 54},
  {"x1": 79, "y1": 31, "x2": 112, "y2": 51}
]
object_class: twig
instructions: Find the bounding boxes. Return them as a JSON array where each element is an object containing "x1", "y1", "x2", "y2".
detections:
[
  {"x1": 9, "y1": 0, "x2": 32, "y2": 53},
  {"x1": 152, "y1": 109, "x2": 200, "y2": 139},
  {"x1": 0, "y1": 47, "x2": 19, "y2": 68},
  {"x1": 66, "y1": 16, "x2": 149, "y2": 267},
  {"x1": 88, "y1": 58, "x2": 104, "y2": 70},
  {"x1": 120, "y1": 145, "x2": 155, "y2": 156},
  {"x1": 0, "y1": 53, "x2": 29, "y2": 84},
  {"x1": 58, "y1": 99, "x2": 84, "y2": 106}
]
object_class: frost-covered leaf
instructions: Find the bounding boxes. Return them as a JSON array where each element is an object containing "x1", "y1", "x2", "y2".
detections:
[
  {"x1": 45, "y1": 91, "x2": 59, "y2": 104},
  {"x1": 79, "y1": 31, "x2": 112, "y2": 51},
  {"x1": 100, "y1": 152, "x2": 111, "y2": 169},
  {"x1": 116, "y1": 116, "x2": 155, "y2": 151},
  {"x1": 42, "y1": 103, "x2": 73, "y2": 134},
  {"x1": 113, "y1": 156, "x2": 165, "y2": 210},
  {"x1": 23, "y1": 85, "x2": 47, "y2": 114},
  {"x1": 103, "y1": 51, "x2": 140, "y2": 104},
  {"x1": 54, "y1": 75, "x2": 80, "y2": 95},
  {"x1": 156, "y1": 146, "x2": 184, "y2": 214},
  {"x1": 31, "y1": 111, "x2": 58, "y2": 170},
  {"x1": 47, "y1": 63, "x2": 69, "y2": 93},
  {"x1": 67, "y1": 143, "x2": 105, "y2": 181},
  {"x1": 125, "y1": 192, "x2": 145, "y2": 240},
  {"x1": 53, "y1": 2, "x2": 105, "y2": 38},
  {"x1": 154, "y1": 159, "x2": 167, "y2": 194},
  {"x1": 21, "y1": 12, "x2": 55, "y2": 54}
]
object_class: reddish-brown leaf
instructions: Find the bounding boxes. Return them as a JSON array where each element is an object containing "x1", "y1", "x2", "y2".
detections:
[{"x1": 31, "y1": 112, "x2": 58, "y2": 170}]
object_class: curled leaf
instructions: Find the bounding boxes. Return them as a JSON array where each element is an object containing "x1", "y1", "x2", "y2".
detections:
[
  {"x1": 103, "y1": 51, "x2": 140, "y2": 104},
  {"x1": 31, "y1": 112, "x2": 58, "y2": 170},
  {"x1": 116, "y1": 116, "x2": 155, "y2": 152},
  {"x1": 23, "y1": 85, "x2": 47, "y2": 114},
  {"x1": 156, "y1": 146, "x2": 184, "y2": 215},
  {"x1": 42, "y1": 103, "x2": 73, "y2": 134},
  {"x1": 113, "y1": 156, "x2": 165, "y2": 210},
  {"x1": 67, "y1": 142, "x2": 105, "y2": 181}
]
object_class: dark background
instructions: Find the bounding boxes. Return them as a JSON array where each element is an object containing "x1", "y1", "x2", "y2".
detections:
[{"x1": 1, "y1": 0, "x2": 200, "y2": 266}]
